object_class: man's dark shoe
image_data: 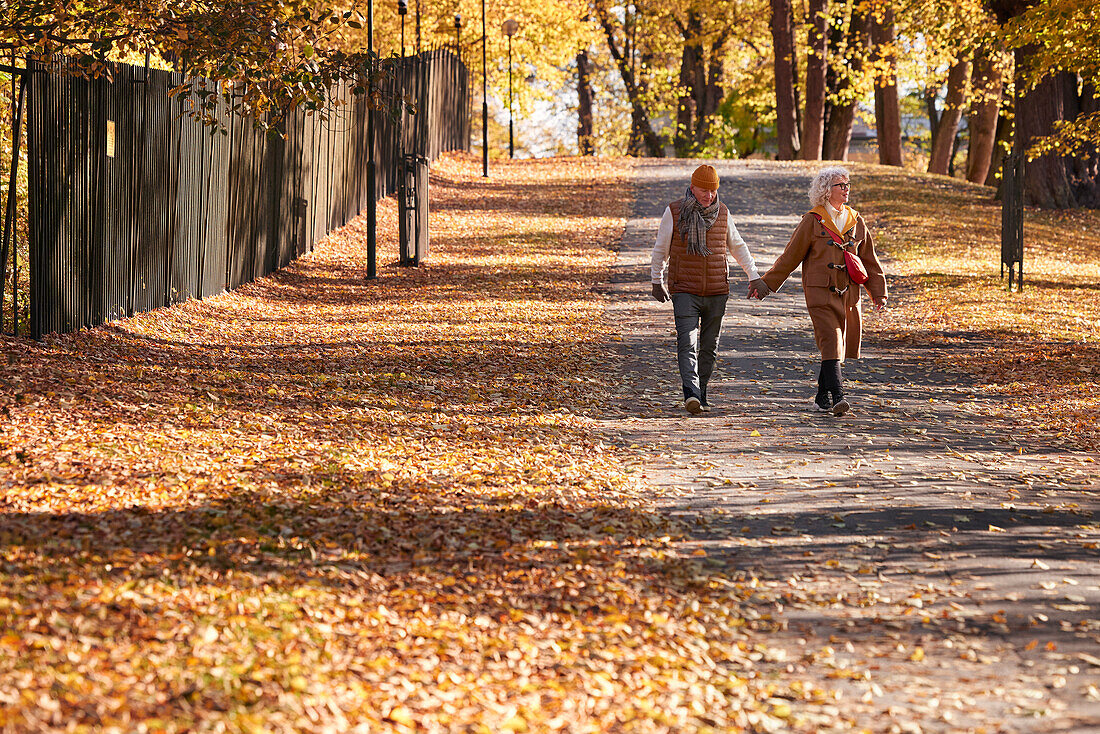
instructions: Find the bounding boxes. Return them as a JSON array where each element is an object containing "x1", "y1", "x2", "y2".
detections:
[
  {"x1": 700, "y1": 401, "x2": 711, "y2": 413},
  {"x1": 684, "y1": 397, "x2": 703, "y2": 414},
  {"x1": 831, "y1": 396, "x2": 850, "y2": 416},
  {"x1": 814, "y1": 393, "x2": 832, "y2": 412}
]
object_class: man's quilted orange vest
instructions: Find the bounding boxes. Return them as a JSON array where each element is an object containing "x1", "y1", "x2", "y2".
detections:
[{"x1": 667, "y1": 200, "x2": 729, "y2": 296}]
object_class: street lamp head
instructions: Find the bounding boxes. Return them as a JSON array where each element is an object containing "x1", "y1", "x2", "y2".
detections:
[
  {"x1": 398, "y1": 0, "x2": 407, "y2": 15},
  {"x1": 502, "y1": 18, "x2": 519, "y2": 37},
  {"x1": 454, "y1": 13, "x2": 462, "y2": 29}
]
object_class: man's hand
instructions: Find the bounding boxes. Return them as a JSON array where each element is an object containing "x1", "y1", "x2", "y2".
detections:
[
  {"x1": 747, "y1": 278, "x2": 771, "y2": 300},
  {"x1": 651, "y1": 283, "x2": 670, "y2": 303},
  {"x1": 872, "y1": 295, "x2": 888, "y2": 311}
]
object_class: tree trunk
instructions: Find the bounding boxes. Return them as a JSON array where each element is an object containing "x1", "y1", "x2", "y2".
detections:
[
  {"x1": 695, "y1": 32, "x2": 729, "y2": 148},
  {"x1": 636, "y1": 50, "x2": 666, "y2": 156},
  {"x1": 823, "y1": 105, "x2": 854, "y2": 161},
  {"x1": 928, "y1": 56, "x2": 971, "y2": 175},
  {"x1": 801, "y1": 0, "x2": 827, "y2": 160},
  {"x1": 924, "y1": 89, "x2": 940, "y2": 138},
  {"x1": 985, "y1": 104, "x2": 1011, "y2": 189},
  {"x1": 965, "y1": 48, "x2": 1002, "y2": 183},
  {"x1": 1016, "y1": 67, "x2": 1072, "y2": 207},
  {"x1": 576, "y1": 49, "x2": 595, "y2": 156},
  {"x1": 1072, "y1": 83, "x2": 1100, "y2": 205},
  {"x1": 630, "y1": 108, "x2": 664, "y2": 157},
  {"x1": 823, "y1": 3, "x2": 868, "y2": 161},
  {"x1": 1061, "y1": 80, "x2": 1100, "y2": 206},
  {"x1": 1073, "y1": 84, "x2": 1100, "y2": 206},
  {"x1": 675, "y1": 11, "x2": 704, "y2": 156},
  {"x1": 771, "y1": 0, "x2": 800, "y2": 159},
  {"x1": 1017, "y1": 68, "x2": 1094, "y2": 207},
  {"x1": 673, "y1": 15, "x2": 728, "y2": 154},
  {"x1": 594, "y1": 3, "x2": 664, "y2": 157},
  {"x1": 1082, "y1": 82, "x2": 1099, "y2": 117},
  {"x1": 821, "y1": 11, "x2": 844, "y2": 159},
  {"x1": 870, "y1": 3, "x2": 902, "y2": 166},
  {"x1": 948, "y1": 130, "x2": 963, "y2": 177}
]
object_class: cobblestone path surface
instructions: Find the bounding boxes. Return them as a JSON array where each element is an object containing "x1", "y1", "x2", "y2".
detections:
[{"x1": 594, "y1": 159, "x2": 1100, "y2": 733}]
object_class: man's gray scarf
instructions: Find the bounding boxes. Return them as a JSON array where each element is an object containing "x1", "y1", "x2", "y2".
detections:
[{"x1": 677, "y1": 187, "x2": 720, "y2": 256}]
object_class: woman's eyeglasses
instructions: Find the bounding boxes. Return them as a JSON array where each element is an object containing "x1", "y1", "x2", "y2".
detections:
[{"x1": 831, "y1": 183, "x2": 851, "y2": 190}]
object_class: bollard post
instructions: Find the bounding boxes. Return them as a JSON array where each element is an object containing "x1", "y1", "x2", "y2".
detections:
[{"x1": 1000, "y1": 152, "x2": 1024, "y2": 292}]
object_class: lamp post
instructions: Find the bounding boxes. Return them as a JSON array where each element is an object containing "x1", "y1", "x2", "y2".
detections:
[
  {"x1": 366, "y1": 0, "x2": 376, "y2": 279},
  {"x1": 455, "y1": 13, "x2": 465, "y2": 154},
  {"x1": 398, "y1": 0, "x2": 407, "y2": 57},
  {"x1": 397, "y1": 0, "x2": 407, "y2": 162},
  {"x1": 415, "y1": 0, "x2": 422, "y2": 55},
  {"x1": 481, "y1": 0, "x2": 488, "y2": 177},
  {"x1": 502, "y1": 19, "x2": 518, "y2": 159}
]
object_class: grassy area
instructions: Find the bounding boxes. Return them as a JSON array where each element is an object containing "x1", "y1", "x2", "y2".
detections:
[{"x1": 852, "y1": 164, "x2": 1100, "y2": 452}]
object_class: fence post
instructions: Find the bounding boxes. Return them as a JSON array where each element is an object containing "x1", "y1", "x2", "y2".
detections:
[
  {"x1": 1000, "y1": 152, "x2": 1023, "y2": 291},
  {"x1": 129, "y1": 53, "x2": 151, "y2": 316}
]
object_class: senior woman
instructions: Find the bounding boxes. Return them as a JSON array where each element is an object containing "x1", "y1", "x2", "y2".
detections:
[{"x1": 750, "y1": 166, "x2": 887, "y2": 415}]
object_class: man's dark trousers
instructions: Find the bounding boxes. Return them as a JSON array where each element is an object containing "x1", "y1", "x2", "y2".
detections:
[{"x1": 671, "y1": 292, "x2": 728, "y2": 404}]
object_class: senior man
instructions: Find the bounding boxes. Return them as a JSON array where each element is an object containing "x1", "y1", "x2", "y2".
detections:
[{"x1": 650, "y1": 164, "x2": 767, "y2": 414}]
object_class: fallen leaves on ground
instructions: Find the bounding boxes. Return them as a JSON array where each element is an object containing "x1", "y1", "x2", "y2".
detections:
[
  {"x1": 4, "y1": 155, "x2": 1097, "y2": 733},
  {"x1": 0, "y1": 154, "x2": 823, "y2": 732},
  {"x1": 854, "y1": 166, "x2": 1100, "y2": 452}
]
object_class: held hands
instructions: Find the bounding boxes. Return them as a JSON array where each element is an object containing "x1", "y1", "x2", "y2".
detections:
[
  {"x1": 651, "y1": 283, "x2": 670, "y2": 303},
  {"x1": 747, "y1": 278, "x2": 771, "y2": 300}
]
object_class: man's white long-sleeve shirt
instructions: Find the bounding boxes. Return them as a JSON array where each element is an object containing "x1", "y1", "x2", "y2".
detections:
[{"x1": 650, "y1": 206, "x2": 760, "y2": 284}]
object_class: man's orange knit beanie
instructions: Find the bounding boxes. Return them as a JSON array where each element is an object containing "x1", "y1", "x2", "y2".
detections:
[{"x1": 690, "y1": 164, "x2": 719, "y2": 191}]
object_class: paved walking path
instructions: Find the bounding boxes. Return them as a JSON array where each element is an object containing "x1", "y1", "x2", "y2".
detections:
[{"x1": 595, "y1": 160, "x2": 1100, "y2": 732}]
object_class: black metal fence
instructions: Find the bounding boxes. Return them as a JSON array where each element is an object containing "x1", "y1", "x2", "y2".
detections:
[{"x1": 17, "y1": 48, "x2": 468, "y2": 338}]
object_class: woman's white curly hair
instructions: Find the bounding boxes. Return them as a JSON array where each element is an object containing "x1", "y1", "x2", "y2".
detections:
[{"x1": 808, "y1": 166, "x2": 850, "y2": 208}]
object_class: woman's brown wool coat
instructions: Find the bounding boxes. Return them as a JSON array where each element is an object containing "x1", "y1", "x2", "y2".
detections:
[
  {"x1": 762, "y1": 206, "x2": 887, "y2": 361},
  {"x1": 666, "y1": 200, "x2": 731, "y2": 296}
]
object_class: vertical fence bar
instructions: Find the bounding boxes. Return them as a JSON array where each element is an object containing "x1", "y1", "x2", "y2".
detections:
[
  {"x1": 141, "y1": 68, "x2": 170, "y2": 313},
  {"x1": 66, "y1": 65, "x2": 82, "y2": 332},
  {"x1": 26, "y1": 59, "x2": 42, "y2": 339},
  {"x1": 201, "y1": 89, "x2": 230, "y2": 299},
  {"x1": 89, "y1": 67, "x2": 107, "y2": 328},
  {"x1": 0, "y1": 72, "x2": 26, "y2": 335},
  {"x1": 164, "y1": 70, "x2": 181, "y2": 306},
  {"x1": 9, "y1": 61, "x2": 17, "y2": 336},
  {"x1": 129, "y1": 57, "x2": 149, "y2": 317},
  {"x1": 103, "y1": 65, "x2": 124, "y2": 322}
]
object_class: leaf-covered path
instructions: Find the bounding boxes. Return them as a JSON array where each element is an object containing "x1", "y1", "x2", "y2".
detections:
[{"x1": 599, "y1": 159, "x2": 1100, "y2": 732}]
